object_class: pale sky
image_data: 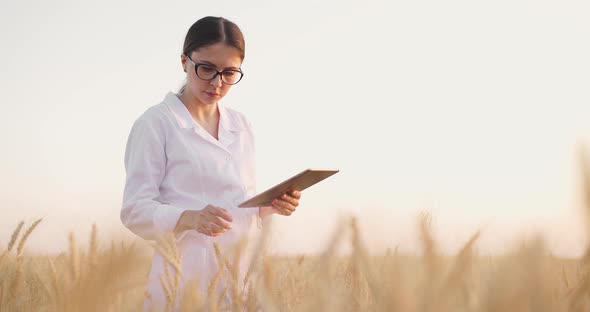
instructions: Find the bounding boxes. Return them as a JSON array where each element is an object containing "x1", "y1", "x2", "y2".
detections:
[{"x1": 1, "y1": 0, "x2": 589, "y2": 257}]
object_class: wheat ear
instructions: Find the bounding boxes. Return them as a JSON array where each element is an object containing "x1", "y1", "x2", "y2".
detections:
[
  {"x1": 16, "y1": 219, "x2": 42, "y2": 257},
  {"x1": 2, "y1": 221, "x2": 24, "y2": 259}
]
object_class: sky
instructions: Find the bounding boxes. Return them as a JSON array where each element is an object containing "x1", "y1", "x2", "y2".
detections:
[{"x1": 1, "y1": 0, "x2": 589, "y2": 257}]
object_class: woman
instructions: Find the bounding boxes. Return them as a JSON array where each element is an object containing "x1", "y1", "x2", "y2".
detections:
[{"x1": 121, "y1": 16, "x2": 301, "y2": 309}]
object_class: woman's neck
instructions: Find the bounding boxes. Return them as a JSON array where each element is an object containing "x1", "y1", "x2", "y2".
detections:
[{"x1": 178, "y1": 90, "x2": 218, "y2": 125}]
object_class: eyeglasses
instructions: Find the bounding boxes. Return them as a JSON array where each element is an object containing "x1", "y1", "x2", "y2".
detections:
[{"x1": 185, "y1": 54, "x2": 244, "y2": 85}]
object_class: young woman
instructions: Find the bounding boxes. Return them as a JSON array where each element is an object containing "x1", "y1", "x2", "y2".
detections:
[{"x1": 121, "y1": 16, "x2": 301, "y2": 309}]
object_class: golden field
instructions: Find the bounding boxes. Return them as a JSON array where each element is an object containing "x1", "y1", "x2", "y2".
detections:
[
  {"x1": 2, "y1": 151, "x2": 590, "y2": 312},
  {"x1": 1, "y1": 215, "x2": 589, "y2": 312}
]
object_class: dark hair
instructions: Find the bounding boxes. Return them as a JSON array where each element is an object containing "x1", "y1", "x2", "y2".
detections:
[{"x1": 183, "y1": 16, "x2": 245, "y2": 60}]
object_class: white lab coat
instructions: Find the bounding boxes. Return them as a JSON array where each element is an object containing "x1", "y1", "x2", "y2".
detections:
[{"x1": 121, "y1": 92, "x2": 261, "y2": 310}]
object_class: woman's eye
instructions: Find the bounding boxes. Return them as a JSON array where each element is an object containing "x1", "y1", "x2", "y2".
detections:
[
  {"x1": 222, "y1": 71, "x2": 237, "y2": 77},
  {"x1": 200, "y1": 66, "x2": 216, "y2": 74}
]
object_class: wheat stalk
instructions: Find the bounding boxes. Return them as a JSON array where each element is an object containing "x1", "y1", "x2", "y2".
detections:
[
  {"x1": 69, "y1": 232, "x2": 79, "y2": 282},
  {"x1": 9, "y1": 257, "x2": 23, "y2": 299},
  {"x1": 160, "y1": 273, "x2": 173, "y2": 312},
  {"x1": 207, "y1": 268, "x2": 222, "y2": 309},
  {"x1": 88, "y1": 223, "x2": 98, "y2": 268},
  {"x1": 48, "y1": 258, "x2": 61, "y2": 307},
  {"x1": 216, "y1": 285, "x2": 228, "y2": 311}
]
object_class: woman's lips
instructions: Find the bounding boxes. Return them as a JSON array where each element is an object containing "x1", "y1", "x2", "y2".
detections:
[{"x1": 205, "y1": 92, "x2": 219, "y2": 97}]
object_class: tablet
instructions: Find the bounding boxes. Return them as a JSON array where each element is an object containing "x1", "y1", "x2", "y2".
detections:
[{"x1": 238, "y1": 168, "x2": 339, "y2": 208}]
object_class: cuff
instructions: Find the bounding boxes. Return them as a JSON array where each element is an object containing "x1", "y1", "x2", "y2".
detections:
[{"x1": 153, "y1": 204, "x2": 186, "y2": 235}]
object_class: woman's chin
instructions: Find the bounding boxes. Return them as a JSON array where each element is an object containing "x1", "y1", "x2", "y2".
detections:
[{"x1": 199, "y1": 96, "x2": 220, "y2": 105}]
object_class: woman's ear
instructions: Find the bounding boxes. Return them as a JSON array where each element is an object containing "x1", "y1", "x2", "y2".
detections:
[{"x1": 181, "y1": 54, "x2": 187, "y2": 73}]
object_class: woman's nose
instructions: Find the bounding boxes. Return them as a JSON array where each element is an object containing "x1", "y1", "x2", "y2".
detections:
[{"x1": 210, "y1": 74, "x2": 223, "y2": 87}]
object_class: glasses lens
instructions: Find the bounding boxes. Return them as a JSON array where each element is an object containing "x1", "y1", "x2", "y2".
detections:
[
  {"x1": 220, "y1": 70, "x2": 243, "y2": 85},
  {"x1": 196, "y1": 65, "x2": 217, "y2": 80}
]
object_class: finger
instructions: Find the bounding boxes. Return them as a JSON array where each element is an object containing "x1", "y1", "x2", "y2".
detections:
[
  {"x1": 203, "y1": 205, "x2": 233, "y2": 222},
  {"x1": 208, "y1": 207, "x2": 234, "y2": 222},
  {"x1": 197, "y1": 225, "x2": 216, "y2": 236},
  {"x1": 197, "y1": 210, "x2": 229, "y2": 231},
  {"x1": 204, "y1": 223, "x2": 226, "y2": 236},
  {"x1": 209, "y1": 222, "x2": 229, "y2": 234},
  {"x1": 271, "y1": 205, "x2": 289, "y2": 216},
  {"x1": 204, "y1": 207, "x2": 232, "y2": 224},
  {"x1": 272, "y1": 200, "x2": 295, "y2": 216},
  {"x1": 289, "y1": 190, "x2": 302, "y2": 199},
  {"x1": 273, "y1": 198, "x2": 296, "y2": 212},
  {"x1": 269, "y1": 201, "x2": 284, "y2": 215},
  {"x1": 276, "y1": 207, "x2": 293, "y2": 216},
  {"x1": 279, "y1": 193, "x2": 299, "y2": 206},
  {"x1": 205, "y1": 214, "x2": 232, "y2": 230}
]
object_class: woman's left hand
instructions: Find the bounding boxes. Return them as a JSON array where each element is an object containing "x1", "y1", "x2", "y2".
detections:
[{"x1": 269, "y1": 190, "x2": 301, "y2": 216}]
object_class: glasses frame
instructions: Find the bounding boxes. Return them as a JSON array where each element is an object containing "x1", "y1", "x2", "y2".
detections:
[{"x1": 185, "y1": 54, "x2": 244, "y2": 85}]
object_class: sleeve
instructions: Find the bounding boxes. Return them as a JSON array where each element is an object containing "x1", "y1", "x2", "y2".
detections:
[{"x1": 121, "y1": 117, "x2": 191, "y2": 240}]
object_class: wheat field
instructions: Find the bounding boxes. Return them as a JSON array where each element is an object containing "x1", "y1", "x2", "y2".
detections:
[
  {"x1": 2, "y1": 151, "x2": 590, "y2": 311},
  {"x1": 1, "y1": 216, "x2": 589, "y2": 312}
]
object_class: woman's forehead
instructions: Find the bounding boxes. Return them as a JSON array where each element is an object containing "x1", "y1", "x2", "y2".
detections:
[{"x1": 190, "y1": 43, "x2": 242, "y2": 68}]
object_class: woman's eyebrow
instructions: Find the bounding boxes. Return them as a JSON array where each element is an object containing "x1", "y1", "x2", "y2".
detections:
[{"x1": 195, "y1": 59, "x2": 240, "y2": 70}]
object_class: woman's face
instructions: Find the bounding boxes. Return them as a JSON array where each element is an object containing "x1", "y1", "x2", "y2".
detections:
[{"x1": 182, "y1": 42, "x2": 243, "y2": 106}]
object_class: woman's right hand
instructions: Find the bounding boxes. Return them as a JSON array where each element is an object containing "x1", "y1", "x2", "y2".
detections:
[{"x1": 174, "y1": 205, "x2": 233, "y2": 236}]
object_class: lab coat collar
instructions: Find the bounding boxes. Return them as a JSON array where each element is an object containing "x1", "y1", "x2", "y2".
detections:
[
  {"x1": 164, "y1": 92, "x2": 244, "y2": 130},
  {"x1": 163, "y1": 92, "x2": 243, "y2": 150},
  {"x1": 218, "y1": 104, "x2": 244, "y2": 132},
  {"x1": 164, "y1": 92, "x2": 196, "y2": 129},
  {"x1": 217, "y1": 104, "x2": 241, "y2": 148}
]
